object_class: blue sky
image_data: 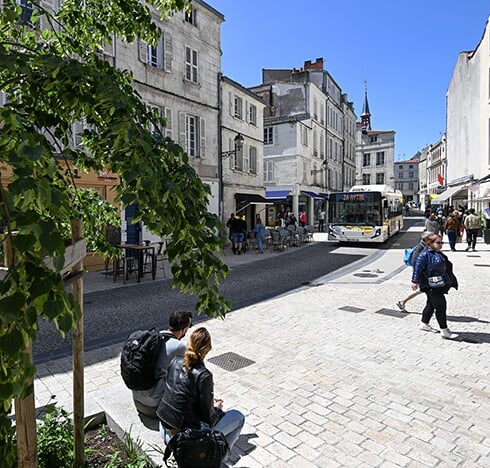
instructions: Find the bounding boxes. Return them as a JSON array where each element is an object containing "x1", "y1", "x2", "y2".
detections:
[{"x1": 209, "y1": 1, "x2": 489, "y2": 162}]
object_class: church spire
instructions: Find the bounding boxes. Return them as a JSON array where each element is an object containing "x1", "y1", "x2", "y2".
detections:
[{"x1": 360, "y1": 83, "x2": 371, "y2": 133}]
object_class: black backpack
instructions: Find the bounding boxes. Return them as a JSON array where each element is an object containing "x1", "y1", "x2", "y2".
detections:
[
  {"x1": 163, "y1": 427, "x2": 229, "y2": 468},
  {"x1": 120, "y1": 328, "x2": 172, "y2": 391}
]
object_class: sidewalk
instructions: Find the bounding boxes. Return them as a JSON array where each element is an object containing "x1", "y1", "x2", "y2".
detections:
[{"x1": 34, "y1": 227, "x2": 490, "y2": 467}]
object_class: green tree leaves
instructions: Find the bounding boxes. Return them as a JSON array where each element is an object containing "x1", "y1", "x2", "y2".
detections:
[{"x1": 0, "y1": 0, "x2": 229, "y2": 413}]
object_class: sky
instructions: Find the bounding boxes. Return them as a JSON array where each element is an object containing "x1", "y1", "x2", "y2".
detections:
[{"x1": 208, "y1": 0, "x2": 489, "y2": 162}]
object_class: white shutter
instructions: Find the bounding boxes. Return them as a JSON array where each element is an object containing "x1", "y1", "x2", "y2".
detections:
[
  {"x1": 245, "y1": 101, "x2": 250, "y2": 123},
  {"x1": 178, "y1": 111, "x2": 186, "y2": 147},
  {"x1": 164, "y1": 33, "x2": 173, "y2": 72},
  {"x1": 138, "y1": 39, "x2": 147, "y2": 64},
  {"x1": 229, "y1": 92, "x2": 233, "y2": 116},
  {"x1": 273, "y1": 126, "x2": 278, "y2": 144},
  {"x1": 199, "y1": 117, "x2": 206, "y2": 158}
]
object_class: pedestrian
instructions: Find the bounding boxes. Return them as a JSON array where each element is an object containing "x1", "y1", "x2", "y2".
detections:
[
  {"x1": 230, "y1": 214, "x2": 247, "y2": 255},
  {"x1": 254, "y1": 215, "x2": 266, "y2": 254},
  {"x1": 226, "y1": 213, "x2": 236, "y2": 254},
  {"x1": 157, "y1": 327, "x2": 245, "y2": 462},
  {"x1": 396, "y1": 231, "x2": 431, "y2": 311},
  {"x1": 317, "y1": 209, "x2": 325, "y2": 232},
  {"x1": 411, "y1": 233, "x2": 459, "y2": 339},
  {"x1": 404, "y1": 203, "x2": 410, "y2": 215},
  {"x1": 436, "y1": 209, "x2": 446, "y2": 236},
  {"x1": 444, "y1": 210, "x2": 462, "y2": 251},
  {"x1": 285, "y1": 211, "x2": 297, "y2": 227},
  {"x1": 132, "y1": 310, "x2": 193, "y2": 418},
  {"x1": 299, "y1": 211, "x2": 307, "y2": 227},
  {"x1": 464, "y1": 208, "x2": 480, "y2": 251},
  {"x1": 424, "y1": 213, "x2": 440, "y2": 234}
]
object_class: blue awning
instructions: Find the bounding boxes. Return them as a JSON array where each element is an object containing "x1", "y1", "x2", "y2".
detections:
[
  {"x1": 301, "y1": 190, "x2": 324, "y2": 200},
  {"x1": 266, "y1": 190, "x2": 291, "y2": 199}
]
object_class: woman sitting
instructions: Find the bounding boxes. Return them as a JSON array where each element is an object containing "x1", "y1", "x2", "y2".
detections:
[{"x1": 157, "y1": 327, "x2": 245, "y2": 457}]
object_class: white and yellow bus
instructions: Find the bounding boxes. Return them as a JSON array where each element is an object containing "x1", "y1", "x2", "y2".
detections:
[{"x1": 328, "y1": 185, "x2": 404, "y2": 243}]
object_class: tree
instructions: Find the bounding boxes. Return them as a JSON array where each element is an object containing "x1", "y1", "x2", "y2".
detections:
[{"x1": 0, "y1": 0, "x2": 230, "y2": 462}]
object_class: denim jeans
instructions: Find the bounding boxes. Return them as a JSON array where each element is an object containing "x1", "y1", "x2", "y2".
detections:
[
  {"x1": 256, "y1": 234, "x2": 264, "y2": 253},
  {"x1": 159, "y1": 409, "x2": 245, "y2": 450},
  {"x1": 447, "y1": 229, "x2": 457, "y2": 250}
]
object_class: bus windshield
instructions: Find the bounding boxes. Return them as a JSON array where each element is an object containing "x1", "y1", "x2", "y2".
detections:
[{"x1": 329, "y1": 192, "x2": 382, "y2": 226}]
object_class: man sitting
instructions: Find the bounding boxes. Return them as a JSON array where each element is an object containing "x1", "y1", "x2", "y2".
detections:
[{"x1": 132, "y1": 310, "x2": 193, "y2": 418}]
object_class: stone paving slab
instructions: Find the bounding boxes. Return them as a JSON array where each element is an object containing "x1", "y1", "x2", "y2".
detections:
[{"x1": 34, "y1": 233, "x2": 490, "y2": 467}]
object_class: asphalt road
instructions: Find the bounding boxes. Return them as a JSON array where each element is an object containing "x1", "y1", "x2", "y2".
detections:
[{"x1": 33, "y1": 217, "x2": 425, "y2": 363}]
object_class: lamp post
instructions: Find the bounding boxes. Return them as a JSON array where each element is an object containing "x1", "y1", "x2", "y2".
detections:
[{"x1": 218, "y1": 133, "x2": 244, "y2": 227}]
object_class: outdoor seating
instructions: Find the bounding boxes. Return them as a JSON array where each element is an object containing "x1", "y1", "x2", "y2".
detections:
[
  {"x1": 270, "y1": 229, "x2": 287, "y2": 251},
  {"x1": 305, "y1": 225, "x2": 314, "y2": 242}
]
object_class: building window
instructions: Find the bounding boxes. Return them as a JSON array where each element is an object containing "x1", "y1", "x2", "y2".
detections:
[
  {"x1": 408, "y1": 164, "x2": 413, "y2": 169},
  {"x1": 234, "y1": 96, "x2": 243, "y2": 119},
  {"x1": 398, "y1": 172, "x2": 403, "y2": 178},
  {"x1": 408, "y1": 182, "x2": 414, "y2": 190},
  {"x1": 249, "y1": 146, "x2": 257, "y2": 174},
  {"x1": 376, "y1": 152, "x2": 385, "y2": 166},
  {"x1": 313, "y1": 98, "x2": 318, "y2": 120},
  {"x1": 363, "y1": 153, "x2": 371, "y2": 167},
  {"x1": 264, "y1": 160, "x2": 274, "y2": 182},
  {"x1": 409, "y1": 171, "x2": 414, "y2": 178},
  {"x1": 370, "y1": 136, "x2": 378, "y2": 143},
  {"x1": 313, "y1": 129, "x2": 318, "y2": 157},
  {"x1": 376, "y1": 173, "x2": 385, "y2": 184},
  {"x1": 184, "y1": 8, "x2": 196, "y2": 25},
  {"x1": 139, "y1": 34, "x2": 172, "y2": 71},
  {"x1": 362, "y1": 174, "x2": 371, "y2": 185},
  {"x1": 185, "y1": 46, "x2": 198, "y2": 83},
  {"x1": 249, "y1": 104, "x2": 257, "y2": 126},
  {"x1": 398, "y1": 165, "x2": 403, "y2": 169},
  {"x1": 301, "y1": 125, "x2": 308, "y2": 146},
  {"x1": 180, "y1": 112, "x2": 205, "y2": 158},
  {"x1": 163, "y1": 107, "x2": 173, "y2": 139},
  {"x1": 264, "y1": 127, "x2": 273, "y2": 145}
]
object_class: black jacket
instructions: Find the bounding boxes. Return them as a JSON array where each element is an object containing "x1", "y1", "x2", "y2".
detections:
[{"x1": 156, "y1": 357, "x2": 219, "y2": 430}]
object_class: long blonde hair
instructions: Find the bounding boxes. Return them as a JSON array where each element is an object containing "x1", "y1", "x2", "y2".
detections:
[{"x1": 183, "y1": 327, "x2": 212, "y2": 374}]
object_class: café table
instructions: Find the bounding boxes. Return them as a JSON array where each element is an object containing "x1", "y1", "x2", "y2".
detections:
[{"x1": 115, "y1": 243, "x2": 156, "y2": 283}]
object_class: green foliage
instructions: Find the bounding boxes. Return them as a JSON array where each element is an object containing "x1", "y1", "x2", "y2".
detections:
[
  {"x1": 0, "y1": 404, "x2": 17, "y2": 468},
  {"x1": 0, "y1": 0, "x2": 230, "y2": 415},
  {"x1": 37, "y1": 405, "x2": 74, "y2": 468}
]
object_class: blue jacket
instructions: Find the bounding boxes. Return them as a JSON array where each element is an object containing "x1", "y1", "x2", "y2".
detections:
[{"x1": 412, "y1": 248, "x2": 458, "y2": 292}]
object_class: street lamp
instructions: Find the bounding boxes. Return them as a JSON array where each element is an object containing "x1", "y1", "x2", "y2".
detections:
[
  {"x1": 311, "y1": 159, "x2": 327, "y2": 175},
  {"x1": 218, "y1": 133, "x2": 244, "y2": 230},
  {"x1": 221, "y1": 133, "x2": 244, "y2": 159}
]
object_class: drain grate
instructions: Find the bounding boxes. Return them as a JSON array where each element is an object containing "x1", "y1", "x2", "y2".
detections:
[
  {"x1": 338, "y1": 305, "x2": 365, "y2": 313},
  {"x1": 474, "y1": 264, "x2": 490, "y2": 267},
  {"x1": 208, "y1": 352, "x2": 255, "y2": 372},
  {"x1": 353, "y1": 273, "x2": 378, "y2": 278},
  {"x1": 375, "y1": 308, "x2": 409, "y2": 318}
]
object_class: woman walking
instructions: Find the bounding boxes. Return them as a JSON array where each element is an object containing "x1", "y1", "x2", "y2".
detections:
[
  {"x1": 444, "y1": 210, "x2": 462, "y2": 251},
  {"x1": 411, "y1": 233, "x2": 458, "y2": 339}
]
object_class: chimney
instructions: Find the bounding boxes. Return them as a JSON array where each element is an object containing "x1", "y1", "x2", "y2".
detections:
[{"x1": 303, "y1": 58, "x2": 324, "y2": 70}]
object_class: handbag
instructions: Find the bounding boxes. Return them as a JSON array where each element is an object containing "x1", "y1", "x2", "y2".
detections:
[
  {"x1": 428, "y1": 276, "x2": 445, "y2": 288},
  {"x1": 163, "y1": 427, "x2": 229, "y2": 468}
]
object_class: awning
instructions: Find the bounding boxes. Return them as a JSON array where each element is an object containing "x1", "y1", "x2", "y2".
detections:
[
  {"x1": 431, "y1": 185, "x2": 466, "y2": 203},
  {"x1": 301, "y1": 190, "x2": 324, "y2": 200},
  {"x1": 266, "y1": 190, "x2": 291, "y2": 199},
  {"x1": 235, "y1": 193, "x2": 269, "y2": 204}
]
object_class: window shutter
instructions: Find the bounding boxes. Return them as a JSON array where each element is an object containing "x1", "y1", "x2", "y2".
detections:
[
  {"x1": 138, "y1": 39, "x2": 147, "y2": 64},
  {"x1": 164, "y1": 33, "x2": 173, "y2": 72},
  {"x1": 229, "y1": 92, "x2": 233, "y2": 116},
  {"x1": 199, "y1": 117, "x2": 206, "y2": 158},
  {"x1": 245, "y1": 101, "x2": 250, "y2": 123},
  {"x1": 273, "y1": 126, "x2": 278, "y2": 144},
  {"x1": 178, "y1": 111, "x2": 186, "y2": 147},
  {"x1": 164, "y1": 108, "x2": 173, "y2": 138}
]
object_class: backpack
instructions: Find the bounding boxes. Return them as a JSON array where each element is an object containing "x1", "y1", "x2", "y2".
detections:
[
  {"x1": 404, "y1": 242, "x2": 425, "y2": 267},
  {"x1": 120, "y1": 328, "x2": 171, "y2": 391},
  {"x1": 163, "y1": 427, "x2": 229, "y2": 468}
]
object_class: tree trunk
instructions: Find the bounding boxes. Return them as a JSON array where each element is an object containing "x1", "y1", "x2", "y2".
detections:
[{"x1": 71, "y1": 219, "x2": 85, "y2": 467}]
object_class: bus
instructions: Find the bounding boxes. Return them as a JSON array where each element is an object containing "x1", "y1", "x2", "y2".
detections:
[{"x1": 327, "y1": 185, "x2": 404, "y2": 243}]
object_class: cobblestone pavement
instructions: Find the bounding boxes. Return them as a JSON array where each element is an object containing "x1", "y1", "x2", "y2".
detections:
[{"x1": 34, "y1": 227, "x2": 490, "y2": 467}]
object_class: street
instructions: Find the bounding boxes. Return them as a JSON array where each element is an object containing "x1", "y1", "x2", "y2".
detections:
[{"x1": 33, "y1": 218, "x2": 424, "y2": 363}]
